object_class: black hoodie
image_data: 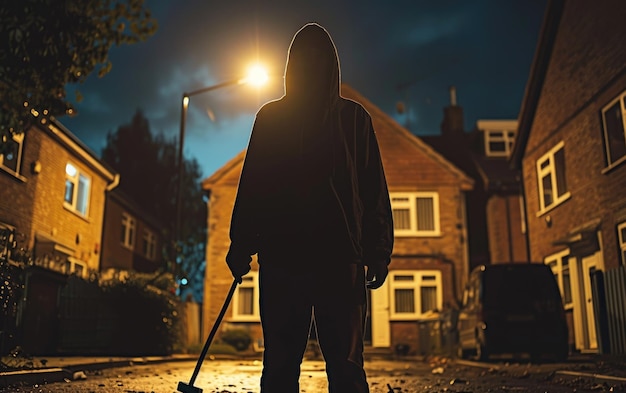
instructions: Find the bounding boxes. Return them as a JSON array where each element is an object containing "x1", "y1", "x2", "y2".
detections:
[{"x1": 228, "y1": 23, "x2": 393, "y2": 267}]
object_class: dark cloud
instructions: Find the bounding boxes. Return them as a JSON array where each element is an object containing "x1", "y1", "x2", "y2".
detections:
[{"x1": 60, "y1": 0, "x2": 545, "y2": 178}]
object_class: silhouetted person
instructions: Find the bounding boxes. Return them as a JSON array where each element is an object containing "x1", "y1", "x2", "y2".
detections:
[{"x1": 226, "y1": 22, "x2": 393, "y2": 393}]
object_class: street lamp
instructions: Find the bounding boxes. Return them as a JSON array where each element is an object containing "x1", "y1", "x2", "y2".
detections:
[{"x1": 174, "y1": 64, "x2": 268, "y2": 268}]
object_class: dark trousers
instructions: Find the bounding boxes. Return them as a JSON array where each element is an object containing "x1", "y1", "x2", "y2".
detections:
[{"x1": 258, "y1": 261, "x2": 369, "y2": 393}]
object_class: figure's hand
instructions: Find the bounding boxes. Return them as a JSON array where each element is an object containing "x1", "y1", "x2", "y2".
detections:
[
  {"x1": 226, "y1": 247, "x2": 252, "y2": 284},
  {"x1": 366, "y1": 262, "x2": 388, "y2": 289}
]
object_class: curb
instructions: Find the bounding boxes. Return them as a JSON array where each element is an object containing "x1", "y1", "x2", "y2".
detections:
[
  {"x1": 0, "y1": 368, "x2": 70, "y2": 388},
  {"x1": 0, "y1": 356, "x2": 197, "y2": 388},
  {"x1": 555, "y1": 370, "x2": 626, "y2": 384},
  {"x1": 454, "y1": 358, "x2": 626, "y2": 385}
]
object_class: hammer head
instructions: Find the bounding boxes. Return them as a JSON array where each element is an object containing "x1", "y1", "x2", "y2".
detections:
[{"x1": 177, "y1": 381, "x2": 203, "y2": 393}]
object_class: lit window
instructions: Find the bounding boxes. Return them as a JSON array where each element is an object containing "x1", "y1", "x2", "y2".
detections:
[
  {"x1": 0, "y1": 132, "x2": 24, "y2": 176},
  {"x1": 618, "y1": 222, "x2": 626, "y2": 266},
  {"x1": 536, "y1": 142, "x2": 570, "y2": 213},
  {"x1": 391, "y1": 192, "x2": 440, "y2": 237},
  {"x1": 232, "y1": 272, "x2": 260, "y2": 321},
  {"x1": 601, "y1": 91, "x2": 626, "y2": 168},
  {"x1": 545, "y1": 250, "x2": 573, "y2": 309},
  {"x1": 389, "y1": 270, "x2": 443, "y2": 320},
  {"x1": 143, "y1": 229, "x2": 157, "y2": 260},
  {"x1": 121, "y1": 213, "x2": 136, "y2": 250},
  {"x1": 64, "y1": 163, "x2": 91, "y2": 216}
]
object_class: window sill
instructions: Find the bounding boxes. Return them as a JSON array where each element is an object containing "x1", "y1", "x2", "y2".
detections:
[
  {"x1": 0, "y1": 166, "x2": 27, "y2": 182},
  {"x1": 601, "y1": 156, "x2": 626, "y2": 175},
  {"x1": 536, "y1": 192, "x2": 571, "y2": 217},
  {"x1": 229, "y1": 316, "x2": 261, "y2": 323},
  {"x1": 394, "y1": 232, "x2": 442, "y2": 238},
  {"x1": 63, "y1": 203, "x2": 90, "y2": 222}
]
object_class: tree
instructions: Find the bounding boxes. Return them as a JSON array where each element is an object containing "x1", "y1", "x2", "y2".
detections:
[
  {"x1": 102, "y1": 110, "x2": 207, "y2": 301},
  {"x1": 0, "y1": 0, "x2": 157, "y2": 155}
]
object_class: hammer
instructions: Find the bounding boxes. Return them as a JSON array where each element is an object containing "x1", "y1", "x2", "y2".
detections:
[{"x1": 177, "y1": 279, "x2": 239, "y2": 393}]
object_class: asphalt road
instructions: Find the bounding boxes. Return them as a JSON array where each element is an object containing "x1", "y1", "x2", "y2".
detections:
[{"x1": 2, "y1": 357, "x2": 625, "y2": 393}]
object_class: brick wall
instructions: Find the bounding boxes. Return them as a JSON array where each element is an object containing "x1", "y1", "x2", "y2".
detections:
[
  {"x1": 1, "y1": 121, "x2": 113, "y2": 273},
  {"x1": 487, "y1": 194, "x2": 528, "y2": 263},
  {"x1": 522, "y1": 0, "x2": 626, "y2": 269}
]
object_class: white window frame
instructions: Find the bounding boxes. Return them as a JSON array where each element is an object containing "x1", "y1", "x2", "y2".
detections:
[
  {"x1": 545, "y1": 249, "x2": 573, "y2": 310},
  {"x1": 64, "y1": 257, "x2": 87, "y2": 278},
  {"x1": 64, "y1": 162, "x2": 91, "y2": 216},
  {"x1": 232, "y1": 271, "x2": 260, "y2": 321},
  {"x1": 0, "y1": 132, "x2": 25, "y2": 177},
  {"x1": 618, "y1": 221, "x2": 626, "y2": 266},
  {"x1": 389, "y1": 270, "x2": 443, "y2": 320},
  {"x1": 601, "y1": 91, "x2": 626, "y2": 169},
  {"x1": 142, "y1": 229, "x2": 157, "y2": 260},
  {"x1": 484, "y1": 129, "x2": 516, "y2": 157},
  {"x1": 536, "y1": 141, "x2": 570, "y2": 214},
  {"x1": 390, "y1": 192, "x2": 441, "y2": 237},
  {"x1": 121, "y1": 212, "x2": 136, "y2": 250}
]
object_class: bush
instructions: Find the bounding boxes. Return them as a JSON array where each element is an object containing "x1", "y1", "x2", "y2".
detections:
[
  {"x1": 220, "y1": 329, "x2": 252, "y2": 352},
  {"x1": 99, "y1": 272, "x2": 182, "y2": 355}
]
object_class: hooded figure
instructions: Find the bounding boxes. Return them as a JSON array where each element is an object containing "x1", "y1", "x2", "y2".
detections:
[{"x1": 226, "y1": 23, "x2": 393, "y2": 393}]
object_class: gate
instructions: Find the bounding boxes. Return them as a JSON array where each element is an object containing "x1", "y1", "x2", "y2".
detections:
[{"x1": 592, "y1": 266, "x2": 626, "y2": 354}]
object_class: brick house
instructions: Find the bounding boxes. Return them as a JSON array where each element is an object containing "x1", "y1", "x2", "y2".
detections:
[
  {"x1": 422, "y1": 88, "x2": 528, "y2": 269},
  {"x1": 0, "y1": 115, "x2": 118, "y2": 273},
  {"x1": 201, "y1": 84, "x2": 474, "y2": 353},
  {"x1": 511, "y1": 0, "x2": 626, "y2": 353},
  {"x1": 0, "y1": 114, "x2": 118, "y2": 353},
  {"x1": 100, "y1": 188, "x2": 165, "y2": 276}
]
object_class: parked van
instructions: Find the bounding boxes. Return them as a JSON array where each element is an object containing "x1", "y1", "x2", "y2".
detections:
[{"x1": 457, "y1": 263, "x2": 569, "y2": 362}]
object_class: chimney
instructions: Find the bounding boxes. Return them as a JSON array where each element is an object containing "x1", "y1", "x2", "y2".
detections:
[{"x1": 441, "y1": 85, "x2": 464, "y2": 137}]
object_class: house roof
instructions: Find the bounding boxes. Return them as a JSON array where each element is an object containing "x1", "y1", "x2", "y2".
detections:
[
  {"x1": 202, "y1": 83, "x2": 474, "y2": 191},
  {"x1": 40, "y1": 115, "x2": 119, "y2": 187},
  {"x1": 510, "y1": 0, "x2": 564, "y2": 168}
]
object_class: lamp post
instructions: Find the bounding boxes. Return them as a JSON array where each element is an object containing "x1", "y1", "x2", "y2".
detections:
[{"x1": 174, "y1": 65, "x2": 268, "y2": 270}]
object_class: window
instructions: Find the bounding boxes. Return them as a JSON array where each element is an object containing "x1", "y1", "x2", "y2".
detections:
[
  {"x1": 232, "y1": 272, "x2": 260, "y2": 321},
  {"x1": 63, "y1": 257, "x2": 86, "y2": 278},
  {"x1": 601, "y1": 91, "x2": 626, "y2": 167},
  {"x1": 536, "y1": 142, "x2": 570, "y2": 213},
  {"x1": 485, "y1": 129, "x2": 516, "y2": 157},
  {"x1": 618, "y1": 222, "x2": 626, "y2": 266},
  {"x1": 143, "y1": 229, "x2": 157, "y2": 260},
  {"x1": 64, "y1": 163, "x2": 91, "y2": 216},
  {"x1": 0, "y1": 132, "x2": 24, "y2": 176},
  {"x1": 391, "y1": 192, "x2": 440, "y2": 236},
  {"x1": 545, "y1": 249, "x2": 573, "y2": 309},
  {"x1": 121, "y1": 213, "x2": 136, "y2": 250},
  {"x1": 389, "y1": 270, "x2": 443, "y2": 320}
]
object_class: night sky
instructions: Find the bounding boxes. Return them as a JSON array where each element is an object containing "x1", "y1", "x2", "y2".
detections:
[{"x1": 59, "y1": 0, "x2": 547, "y2": 178}]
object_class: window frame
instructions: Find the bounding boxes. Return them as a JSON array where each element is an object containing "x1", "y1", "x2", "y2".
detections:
[
  {"x1": 142, "y1": 229, "x2": 157, "y2": 260},
  {"x1": 388, "y1": 270, "x2": 443, "y2": 320},
  {"x1": 231, "y1": 271, "x2": 260, "y2": 321},
  {"x1": 390, "y1": 192, "x2": 441, "y2": 237},
  {"x1": 64, "y1": 162, "x2": 91, "y2": 217},
  {"x1": 121, "y1": 212, "x2": 136, "y2": 250},
  {"x1": 536, "y1": 141, "x2": 570, "y2": 215},
  {"x1": 64, "y1": 257, "x2": 87, "y2": 278},
  {"x1": 544, "y1": 249, "x2": 573, "y2": 310},
  {"x1": 484, "y1": 129, "x2": 516, "y2": 157},
  {"x1": 0, "y1": 132, "x2": 25, "y2": 178},
  {"x1": 618, "y1": 221, "x2": 626, "y2": 266},
  {"x1": 601, "y1": 90, "x2": 626, "y2": 169}
]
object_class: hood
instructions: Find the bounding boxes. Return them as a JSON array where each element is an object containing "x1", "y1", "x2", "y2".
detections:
[{"x1": 284, "y1": 23, "x2": 341, "y2": 107}]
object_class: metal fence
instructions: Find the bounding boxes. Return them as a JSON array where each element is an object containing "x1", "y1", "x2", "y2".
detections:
[{"x1": 593, "y1": 266, "x2": 626, "y2": 354}]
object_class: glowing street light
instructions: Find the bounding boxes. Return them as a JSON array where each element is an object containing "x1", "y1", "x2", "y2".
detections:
[{"x1": 174, "y1": 64, "x2": 268, "y2": 269}]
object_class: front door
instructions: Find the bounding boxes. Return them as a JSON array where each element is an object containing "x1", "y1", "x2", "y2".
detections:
[
  {"x1": 581, "y1": 253, "x2": 599, "y2": 351},
  {"x1": 370, "y1": 280, "x2": 390, "y2": 347}
]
